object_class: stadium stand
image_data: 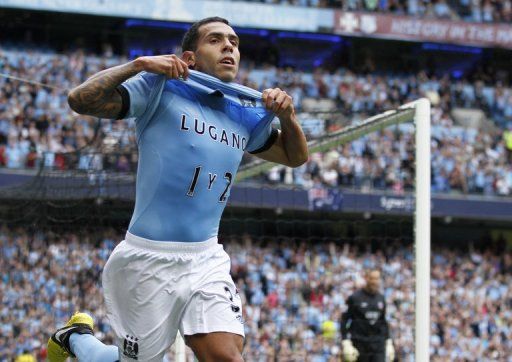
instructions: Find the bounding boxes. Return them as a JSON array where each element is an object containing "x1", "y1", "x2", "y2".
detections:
[
  {"x1": 0, "y1": 227, "x2": 511, "y2": 360},
  {"x1": 1, "y1": 46, "x2": 512, "y2": 196}
]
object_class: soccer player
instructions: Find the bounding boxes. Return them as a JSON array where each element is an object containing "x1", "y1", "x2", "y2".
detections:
[
  {"x1": 47, "y1": 17, "x2": 308, "y2": 362},
  {"x1": 341, "y1": 269, "x2": 395, "y2": 362}
]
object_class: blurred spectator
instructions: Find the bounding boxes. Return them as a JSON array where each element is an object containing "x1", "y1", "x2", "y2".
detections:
[{"x1": 14, "y1": 351, "x2": 36, "y2": 362}]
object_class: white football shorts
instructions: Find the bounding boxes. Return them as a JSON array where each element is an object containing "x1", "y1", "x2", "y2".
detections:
[{"x1": 102, "y1": 232, "x2": 244, "y2": 361}]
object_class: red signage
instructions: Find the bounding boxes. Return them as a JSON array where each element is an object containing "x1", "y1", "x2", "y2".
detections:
[{"x1": 333, "y1": 11, "x2": 512, "y2": 49}]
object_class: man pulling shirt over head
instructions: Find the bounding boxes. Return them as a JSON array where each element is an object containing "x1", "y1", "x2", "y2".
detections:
[{"x1": 48, "y1": 16, "x2": 308, "y2": 362}]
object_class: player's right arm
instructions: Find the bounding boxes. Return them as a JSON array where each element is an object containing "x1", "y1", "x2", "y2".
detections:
[{"x1": 67, "y1": 55, "x2": 189, "y2": 119}]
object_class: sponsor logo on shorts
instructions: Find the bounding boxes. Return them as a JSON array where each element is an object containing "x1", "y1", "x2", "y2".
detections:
[
  {"x1": 225, "y1": 286, "x2": 243, "y2": 323},
  {"x1": 123, "y1": 335, "x2": 139, "y2": 360}
]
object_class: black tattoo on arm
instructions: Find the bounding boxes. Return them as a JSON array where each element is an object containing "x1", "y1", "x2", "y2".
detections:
[{"x1": 68, "y1": 61, "x2": 142, "y2": 119}]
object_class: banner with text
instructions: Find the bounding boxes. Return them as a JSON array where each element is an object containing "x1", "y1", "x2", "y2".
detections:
[{"x1": 334, "y1": 11, "x2": 512, "y2": 49}]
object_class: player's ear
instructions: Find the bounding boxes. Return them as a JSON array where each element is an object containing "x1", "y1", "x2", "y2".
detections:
[{"x1": 182, "y1": 51, "x2": 195, "y2": 69}]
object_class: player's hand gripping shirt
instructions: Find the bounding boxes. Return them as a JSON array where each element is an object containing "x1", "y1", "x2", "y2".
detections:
[{"x1": 117, "y1": 70, "x2": 276, "y2": 242}]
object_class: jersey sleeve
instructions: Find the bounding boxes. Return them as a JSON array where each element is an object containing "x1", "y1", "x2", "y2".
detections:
[
  {"x1": 116, "y1": 72, "x2": 163, "y2": 119},
  {"x1": 245, "y1": 108, "x2": 278, "y2": 154}
]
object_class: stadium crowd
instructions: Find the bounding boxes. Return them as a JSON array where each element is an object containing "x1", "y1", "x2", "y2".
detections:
[
  {"x1": 227, "y1": 0, "x2": 512, "y2": 23},
  {"x1": 0, "y1": 226, "x2": 511, "y2": 361},
  {"x1": 1, "y1": 46, "x2": 512, "y2": 196}
]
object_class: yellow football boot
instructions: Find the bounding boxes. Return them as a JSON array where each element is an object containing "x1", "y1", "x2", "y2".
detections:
[{"x1": 47, "y1": 312, "x2": 94, "y2": 362}]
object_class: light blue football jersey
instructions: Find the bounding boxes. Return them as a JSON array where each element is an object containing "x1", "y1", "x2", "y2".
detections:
[{"x1": 118, "y1": 70, "x2": 276, "y2": 242}]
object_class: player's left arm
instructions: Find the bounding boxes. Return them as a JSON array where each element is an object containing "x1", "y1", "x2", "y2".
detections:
[
  {"x1": 254, "y1": 88, "x2": 308, "y2": 168},
  {"x1": 381, "y1": 296, "x2": 395, "y2": 360}
]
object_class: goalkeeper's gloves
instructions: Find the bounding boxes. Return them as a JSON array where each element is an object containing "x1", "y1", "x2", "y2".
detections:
[
  {"x1": 386, "y1": 339, "x2": 395, "y2": 361},
  {"x1": 342, "y1": 339, "x2": 359, "y2": 362}
]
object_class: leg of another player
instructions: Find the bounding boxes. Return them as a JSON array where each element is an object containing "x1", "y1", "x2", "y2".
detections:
[
  {"x1": 185, "y1": 332, "x2": 244, "y2": 362},
  {"x1": 69, "y1": 334, "x2": 119, "y2": 362}
]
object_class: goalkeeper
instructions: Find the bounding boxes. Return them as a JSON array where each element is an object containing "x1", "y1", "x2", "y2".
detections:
[{"x1": 341, "y1": 268, "x2": 395, "y2": 362}]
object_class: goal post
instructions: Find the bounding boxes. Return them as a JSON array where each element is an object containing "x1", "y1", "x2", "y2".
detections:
[{"x1": 410, "y1": 98, "x2": 431, "y2": 362}]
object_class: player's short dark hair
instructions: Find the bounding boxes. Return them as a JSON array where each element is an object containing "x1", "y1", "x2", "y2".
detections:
[{"x1": 182, "y1": 17, "x2": 230, "y2": 52}]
